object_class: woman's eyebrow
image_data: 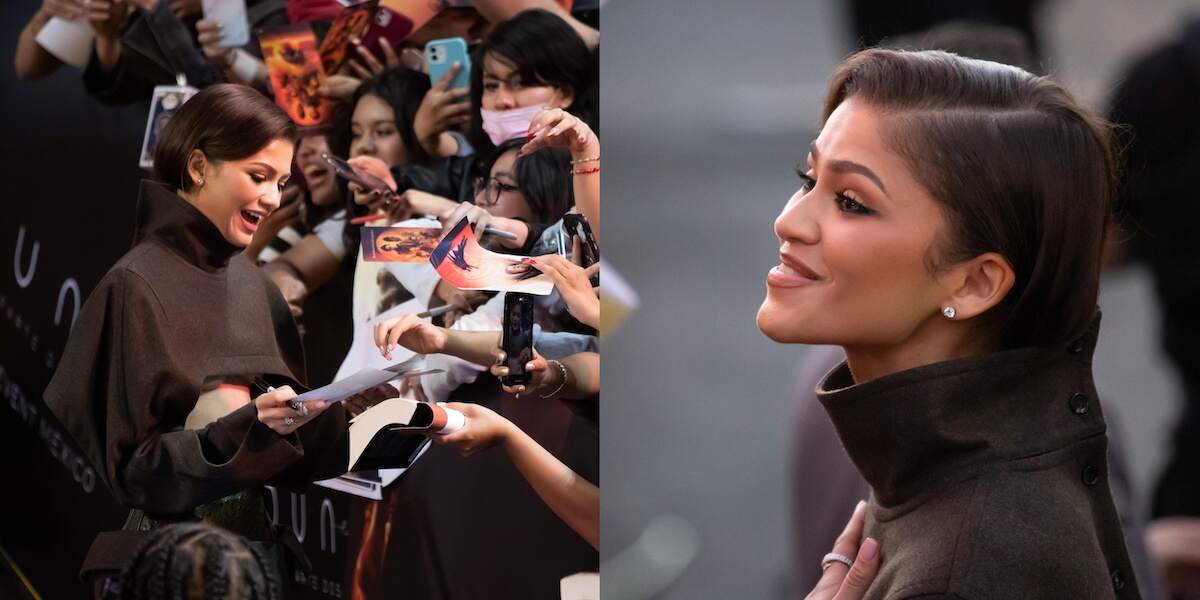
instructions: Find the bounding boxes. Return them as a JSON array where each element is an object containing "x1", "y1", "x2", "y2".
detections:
[{"x1": 810, "y1": 142, "x2": 890, "y2": 197}]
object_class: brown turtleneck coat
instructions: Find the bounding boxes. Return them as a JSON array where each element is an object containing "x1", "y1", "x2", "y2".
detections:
[
  {"x1": 44, "y1": 180, "x2": 350, "y2": 519},
  {"x1": 817, "y1": 316, "x2": 1141, "y2": 599}
]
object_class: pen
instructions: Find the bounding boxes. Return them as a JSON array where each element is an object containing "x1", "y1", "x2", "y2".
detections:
[
  {"x1": 416, "y1": 304, "x2": 456, "y2": 319},
  {"x1": 253, "y1": 377, "x2": 308, "y2": 417}
]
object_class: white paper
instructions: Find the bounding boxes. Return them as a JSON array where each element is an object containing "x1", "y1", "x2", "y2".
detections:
[
  {"x1": 560, "y1": 573, "x2": 600, "y2": 600},
  {"x1": 35, "y1": 17, "x2": 94, "y2": 68},
  {"x1": 334, "y1": 299, "x2": 422, "y2": 382},
  {"x1": 294, "y1": 367, "x2": 398, "y2": 404},
  {"x1": 202, "y1": 0, "x2": 250, "y2": 47}
]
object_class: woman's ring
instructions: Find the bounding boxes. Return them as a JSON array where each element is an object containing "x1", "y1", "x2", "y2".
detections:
[
  {"x1": 821, "y1": 552, "x2": 854, "y2": 570},
  {"x1": 284, "y1": 416, "x2": 295, "y2": 426}
]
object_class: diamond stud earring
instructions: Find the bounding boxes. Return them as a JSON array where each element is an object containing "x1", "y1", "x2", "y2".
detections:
[{"x1": 942, "y1": 306, "x2": 956, "y2": 319}]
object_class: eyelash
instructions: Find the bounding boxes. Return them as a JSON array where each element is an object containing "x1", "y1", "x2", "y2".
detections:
[
  {"x1": 250, "y1": 172, "x2": 288, "y2": 190},
  {"x1": 795, "y1": 165, "x2": 875, "y2": 216}
]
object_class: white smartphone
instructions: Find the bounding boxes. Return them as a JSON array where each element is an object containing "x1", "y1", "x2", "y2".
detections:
[{"x1": 202, "y1": 0, "x2": 250, "y2": 48}]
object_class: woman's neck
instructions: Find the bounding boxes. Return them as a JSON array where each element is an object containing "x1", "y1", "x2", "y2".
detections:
[{"x1": 842, "y1": 319, "x2": 997, "y2": 384}]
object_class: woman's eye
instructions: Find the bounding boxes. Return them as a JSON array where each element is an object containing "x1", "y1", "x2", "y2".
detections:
[
  {"x1": 835, "y1": 193, "x2": 873, "y2": 215},
  {"x1": 376, "y1": 128, "x2": 395, "y2": 137},
  {"x1": 250, "y1": 173, "x2": 265, "y2": 183},
  {"x1": 795, "y1": 166, "x2": 817, "y2": 192},
  {"x1": 483, "y1": 82, "x2": 498, "y2": 92},
  {"x1": 350, "y1": 131, "x2": 362, "y2": 139},
  {"x1": 498, "y1": 182, "x2": 518, "y2": 193}
]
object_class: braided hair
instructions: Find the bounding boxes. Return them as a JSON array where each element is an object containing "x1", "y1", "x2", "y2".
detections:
[{"x1": 115, "y1": 523, "x2": 280, "y2": 600}]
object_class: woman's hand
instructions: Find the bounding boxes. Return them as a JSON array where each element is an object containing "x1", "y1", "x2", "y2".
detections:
[
  {"x1": 255, "y1": 385, "x2": 331, "y2": 435},
  {"x1": 805, "y1": 501, "x2": 882, "y2": 600},
  {"x1": 86, "y1": 0, "x2": 129, "y2": 40},
  {"x1": 264, "y1": 263, "x2": 307, "y2": 320},
  {"x1": 513, "y1": 255, "x2": 599, "y2": 328},
  {"x1": 413, "y1": 62, "x2": 470, "y2": 156},
  {"x1": 373, "y1": 313, "x2": 449, "y2": 360},
  {"x1": 196, "y1": 19, "x2": 235, "y2": 69},
  {"x1": 439, "y1": 202, "x2": 494, "y2": 242},
  {"x1": 489, "y1": 348, "x2": 549, "y2": 395},
  {"x1": 42, "y1": 0, "x2": 86, "y2": 21},
  {"x1": 432, "y1": 280, "x2": 488, "y2": 328},
  {"x1": 344, "y1": 35, "x2": 400, "y2": 79},
  {"x1": 521, "y1": 108, "x2": 598, "y2": 157},
  {"x1": 427, "y1": 402, "x2": 514, "y2": 457}
]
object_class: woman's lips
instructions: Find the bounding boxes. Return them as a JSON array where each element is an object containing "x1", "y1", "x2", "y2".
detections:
[
  {"x1": 238, "y1": 209, "x2": 263, "y2": 234},
  {"x1": 767, "y1": 255, "x2": 823, "y2": 288}
]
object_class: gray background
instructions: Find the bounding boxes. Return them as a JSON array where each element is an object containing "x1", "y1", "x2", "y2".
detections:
[{"x1": 599, "y1": 1, "x2": 1189, "y2": 598}]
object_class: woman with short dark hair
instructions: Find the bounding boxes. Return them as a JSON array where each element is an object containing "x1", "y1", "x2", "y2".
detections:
[
  {"x1": 763, "y1": 50, "x2": 1140, "y2": 598},
  {"x1": 44, "y1": 83, "x2": 353, "y2": 598}
]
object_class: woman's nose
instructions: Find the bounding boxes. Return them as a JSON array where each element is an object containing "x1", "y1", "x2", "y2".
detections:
[
  {"x1": 353, "y1": 135, "x2": 376, "y2": 157},
  {"x1": 493, "y1": 89, "x2": 517, "y2": 111},
  {"x1": 775, "y1": 189, "x2": 821, "y2": 246}
]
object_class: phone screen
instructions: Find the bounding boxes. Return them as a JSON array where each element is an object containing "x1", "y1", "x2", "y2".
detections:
[
  {"x1": 562, "y1": 214, "x2": 599, "y2": 268},
  {"x1": 500, "y1": 293, "x2": 535, "y2": 386}
]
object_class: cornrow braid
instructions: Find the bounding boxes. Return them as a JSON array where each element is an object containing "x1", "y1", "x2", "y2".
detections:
[{"x1": 115, "y1": 522, "x2": 282, "y2": 600}]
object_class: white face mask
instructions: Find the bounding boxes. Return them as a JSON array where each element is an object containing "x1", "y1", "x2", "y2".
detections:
[{"x1": 480, "y1": 104, "x2": 545, "y2": 146}]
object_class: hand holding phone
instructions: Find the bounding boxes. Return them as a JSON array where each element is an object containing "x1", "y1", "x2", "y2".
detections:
[
  {"x1": 500, "y1": 292, "x2": 535, "y2": 387},
  {"x1": 424, "y1": 37, "x2": 471, "y2": 90}
]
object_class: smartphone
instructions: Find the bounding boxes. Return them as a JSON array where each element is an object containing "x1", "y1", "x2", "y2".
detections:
[
  {"x1": 562, "y1": 214, "x2": 599, "y2": 267},
  {"x1": 500, "y1": 293, "x2": 535, "y2": 387},
  {"x1": 424, "y1": 37, "x2": 471, "y2": 90},
  {"x1": 202, "y1": 0, "x2": 250, "y2": 48},
  {"x1": 321, "y1": 151, "x2": 392, "y2": 192}
]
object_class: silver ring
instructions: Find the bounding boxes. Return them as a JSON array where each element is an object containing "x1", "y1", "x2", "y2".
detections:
[
  {"x1": 821, "y1": 552, "x2": 854, "y2": 570},
  {"x1": 284, "y1": 416, "x2": 295, "y2": 426}
]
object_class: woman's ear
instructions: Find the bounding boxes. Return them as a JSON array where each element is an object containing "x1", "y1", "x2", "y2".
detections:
[
  {"x1": 185, "y1": 149, "x2": 208, "y2": 188},
  {"x1": 940, "y1": 252, "x2": 1015, "y2": 320}
]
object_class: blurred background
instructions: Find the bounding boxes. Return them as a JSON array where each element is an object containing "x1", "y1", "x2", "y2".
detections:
[{"x1": 600, "y1": 0, "x2": 1196, "y2": 598}]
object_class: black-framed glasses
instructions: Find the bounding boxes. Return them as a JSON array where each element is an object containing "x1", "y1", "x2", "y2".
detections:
[{"x1": 473, "y1": 176, "x2": 519, "y2": 207}]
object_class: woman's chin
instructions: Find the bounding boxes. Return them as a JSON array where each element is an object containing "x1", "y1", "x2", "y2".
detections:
[{"x1": 756, "y1": 300, "x2": 821, "y2": 344}]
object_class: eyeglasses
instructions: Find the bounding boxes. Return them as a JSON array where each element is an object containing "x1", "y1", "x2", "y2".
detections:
[{"x1": 473, "y1": 176, "x2": 519, "y2": 207}]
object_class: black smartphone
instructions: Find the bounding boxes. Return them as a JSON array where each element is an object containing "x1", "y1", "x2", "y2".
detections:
[
  {"x1": 500, "y1": 292, "x2": 535, "y2": 387},
  {"x1": 321, "y1": 151, "x2": 393, "y2": 193},
  {"x1": 562, "y1": 213, "x2": 599, "y2": 285}
]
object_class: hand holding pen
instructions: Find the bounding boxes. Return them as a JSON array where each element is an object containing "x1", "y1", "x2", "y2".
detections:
[{"x1": 251, "y1": 382, "x2": 330, "y2": 436}]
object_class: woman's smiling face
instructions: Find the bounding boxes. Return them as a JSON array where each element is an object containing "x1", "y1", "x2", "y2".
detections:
[{"x1": 757, "y1": 98, "x2": 952, "y2": 348}]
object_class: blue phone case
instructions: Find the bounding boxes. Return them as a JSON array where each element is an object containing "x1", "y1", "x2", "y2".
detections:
[{"x1": 425, "y1": 37, "x2": 471, "y2": 90}]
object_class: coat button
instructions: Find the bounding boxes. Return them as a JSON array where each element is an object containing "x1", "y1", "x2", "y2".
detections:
[
  {"x1": 1069, "y1": 393, "x2": 1089, "y2": 415},
  {"x1": 1111, "y1": 569, "x2": 1125, "y2": 591},
  {"x1": 1082, "y1": 465, "x2": 1100, "y2": 486}
]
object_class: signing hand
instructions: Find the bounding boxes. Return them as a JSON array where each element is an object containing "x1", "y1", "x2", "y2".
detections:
[{"x1": 255, "y1": 385, "x2": 330, "y2": 435}]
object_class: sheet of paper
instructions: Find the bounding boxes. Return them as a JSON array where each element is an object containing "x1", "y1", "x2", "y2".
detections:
[
  {"x1": 295, "y1": 356, "x2": 436, "y2": 404},
  {"x1": 429, "y1": 217, "x2": 554, "y2": 295},
  {"x1": 35, "y1": 17, "x2": 94, "y2": 68}
]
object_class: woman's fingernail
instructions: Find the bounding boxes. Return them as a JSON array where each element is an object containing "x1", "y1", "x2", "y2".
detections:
[
  {"x1": 526, "y1": 362, "x2": 535, "y2": 370},
  {"x1": 350, "y1": 37, "x2": 361, "y2": 45},
  {"x1": 387, "y1": 344, "x2": 395, "y2": 352},
  {"x1": 860, "y1": 537, "x2": 879, "y2": 561}
]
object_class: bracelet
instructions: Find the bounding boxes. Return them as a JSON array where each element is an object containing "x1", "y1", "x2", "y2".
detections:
[
  {"x1": 570, "y1": 156, "x2": 599, "y2": 165},
  {"x1": 539, "y1": 360, "x2": 569, "y2": 398},
  {"x1": 572, "y1": 166, "x2": 600, "y2": 176}
]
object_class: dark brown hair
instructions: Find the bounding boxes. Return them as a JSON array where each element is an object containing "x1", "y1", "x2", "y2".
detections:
[
  {"x1": 823, "y1": 49, "x2": 1116, "y2": 349},
  {"x1": 114, "y1": 522, "x2": 279, "y2": 599},
  {"x1": 154, "y1": 83, "x2": 297, "y2": 193}
]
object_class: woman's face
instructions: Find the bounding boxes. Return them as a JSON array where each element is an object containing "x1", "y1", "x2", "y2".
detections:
[
  {"x1": 756, "y1": 98, "x2": 950, "y2": 348},
  {"x1": 477, "y1": 149, "x2": 534, "y2": 222},
  {"x1": 189, "y1": 138, "x2": 293, "y2": 247},
  {"x1": 480, "y1": 54, "x2": 572, "y2": 112},
  {"x1": 295, "y1": 134, "x2": 339, "y2": 206},
  {"x1": 350, "y1": 93, "x2": 408, "y2": 167}
]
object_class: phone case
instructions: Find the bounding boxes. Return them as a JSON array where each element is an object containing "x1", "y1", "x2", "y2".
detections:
[
  {"x1": 424, "y1": 37, "x2": 471, "y2": 89},
  {"x1": 202, "y1": 0, "x2": 250, "y2": 48},
  {"x1": 500, "y1": 293, "x2": 535, "y2": 386}
]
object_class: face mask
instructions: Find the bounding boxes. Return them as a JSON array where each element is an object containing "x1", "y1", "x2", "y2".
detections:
[{"x1": 480, "y1": 104, "x2": 545, "y2": 146}]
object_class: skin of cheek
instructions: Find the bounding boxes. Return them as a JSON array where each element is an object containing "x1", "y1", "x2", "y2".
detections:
[{"x1": 756, "y1": 200, "x2": 945, "y2": 347}]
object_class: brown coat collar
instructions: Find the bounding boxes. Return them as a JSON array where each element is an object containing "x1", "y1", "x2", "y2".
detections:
[{"x1": 817, "y1": 313, "x2": 1104, "y2": 508}]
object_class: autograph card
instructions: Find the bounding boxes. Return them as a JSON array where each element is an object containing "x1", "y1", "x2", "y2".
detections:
[
  {"x1": 259, "y1": 24, "x2": 335, "y2": 127},
  {"x1": 429, "y1": 217, "x2": 554, "y2": 295},
  {"x1": 361, "y1": 226, "x2": 442, "y2": 262}
]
